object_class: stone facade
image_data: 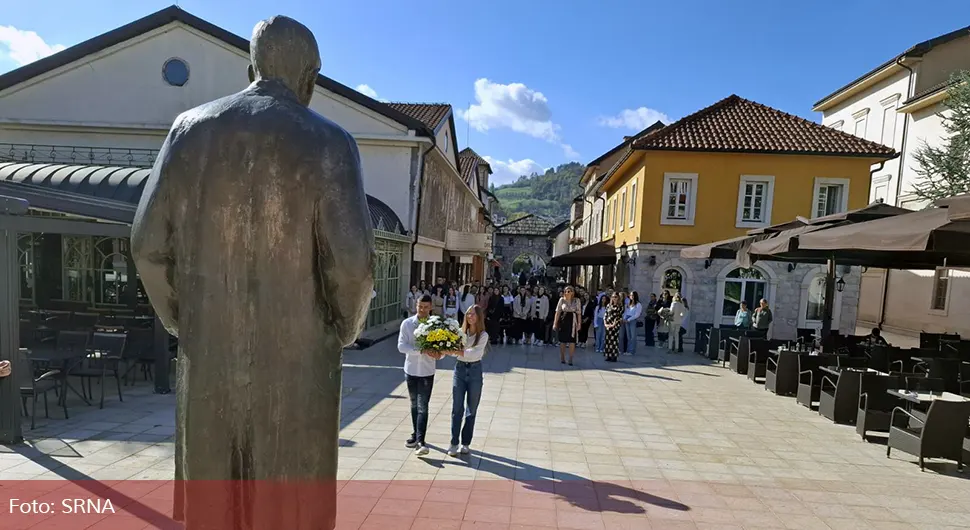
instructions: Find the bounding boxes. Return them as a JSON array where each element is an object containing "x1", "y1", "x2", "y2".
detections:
[
  {"x1": 622, "y1": 244, "x2": 861, "y2": 340},
  {"x1": 492, "y1": 215, "x2": 556, "y2": 282},
  {"x1": 418, "y1": 154, "x2": 483, "y2": 242}
]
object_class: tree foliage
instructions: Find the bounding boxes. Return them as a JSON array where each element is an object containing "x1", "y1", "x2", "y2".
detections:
[
  {"x1": 912, "y1": 71, "x2": 970, "y2": 203},
  {"x1": 492, "y1": 162, "x2": 585, "y2": 220}
]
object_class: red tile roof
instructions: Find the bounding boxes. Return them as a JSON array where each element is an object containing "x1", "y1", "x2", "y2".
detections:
[
  {"x1": 386, "y1": 103, "x2": 452, "y2": 130},
  {"x1": 631, "y1": 95, "x2": 897, "y2": 158},
  {"x1": 459, "y1": 148, "x2": 490, "y2": 186}
]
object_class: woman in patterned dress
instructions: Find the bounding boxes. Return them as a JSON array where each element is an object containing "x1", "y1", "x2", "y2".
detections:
[{"x1": 603, "y1": 292, "x2": 624, "y2": 362}]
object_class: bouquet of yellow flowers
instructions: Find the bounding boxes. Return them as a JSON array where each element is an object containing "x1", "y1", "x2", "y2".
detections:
[{"x1": 414, "y1": 316, "x2": 464, "y2": 354}]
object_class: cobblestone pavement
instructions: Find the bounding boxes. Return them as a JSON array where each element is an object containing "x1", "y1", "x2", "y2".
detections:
[{"x1": 3, "y1": 340, "x2": 969, "y2": 529}]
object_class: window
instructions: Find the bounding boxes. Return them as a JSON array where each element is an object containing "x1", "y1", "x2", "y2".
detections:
[
  {"x1": 735, "y1": 175, "x2": 774, "y2": 227},
  {"x1": 629, "y1": 181, "x2": 637, "y2": 228},
  {"x1": 661, "y1": 173, "x2": 698, "y2": 225},
  {"x1": 872, "y1": 175, "x2": 891, "y2": 204},
  {"x1": 162, "y1": 58, "x2": 189, "y2": 87},
  {"x1": 880, "y1": 106, "x2": 897, "y2": 147},
  {"x1": 931, "y1": 268, "x2": 950, "y2": 311},
  {"x1": 812, "y1": 178, "x2": 850, "y2": 218},
  {"x1": 611, "y1": 200, "x2": 616, "y2": 234},
  {"x1": 721, "y1": 268, "x2": 766, "y2": 323},
  {"x1": 829, "y1": 120, "x2": 844, "y2": 131},
  {"x1": 619, "y1": 190, "x2": 627, "y2": 231},
  {"x1": 805, "y1": 276, "x2": 826, "y2": 322},
  {"x1": 852, "y1": 108, "x2": 869, "y2": 139},
  {"x1": 662, "y1": 269, "x2": 683, "y2": 295}
]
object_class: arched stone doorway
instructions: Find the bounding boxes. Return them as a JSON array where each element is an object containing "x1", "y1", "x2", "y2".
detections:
[
  {"x1": 652, "y1": 259, "x2": 693, "y2": 302},
  {"x1": 714, "y1": 263, "x2": 778, "y2": 327}
]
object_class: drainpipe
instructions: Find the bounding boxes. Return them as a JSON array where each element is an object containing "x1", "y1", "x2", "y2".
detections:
[
  {"x1": 878, "y1": 57, "x2": 916, "y2": 329},
  {"x1": 410, "y1": 133, "x2": 437, "y2": 284}
]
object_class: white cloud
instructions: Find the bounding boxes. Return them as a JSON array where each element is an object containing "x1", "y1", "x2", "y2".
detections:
[
  {"x1": 355, "y1": 84, "x2": 379, "y2": 99},
  {"x1": 561, "y1": 143, "x2": 580, "y2": 160},
  {"x1": 597, "y1": 107, "x2": 670, "y2": 131},
  {"x1": 459, "y1": 78, "x2": 560, "y2": 142},
  {"x1": 483, "y1": 156, "x2": 546, "y2": 186},
  {"x1": 0, "y1": 25, "x2": 65, "y2": 66}
]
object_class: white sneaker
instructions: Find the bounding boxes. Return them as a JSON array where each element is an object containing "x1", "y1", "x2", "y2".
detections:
[
  {"x1": 459, "y1": 445, "x2": 470, "y2": 454},
  {"x1": 415, "y1": 445, "x2": 429, "y2": 456},
  {"x1": 447, "y1": 445, "x2": 459, "y2": 456}
]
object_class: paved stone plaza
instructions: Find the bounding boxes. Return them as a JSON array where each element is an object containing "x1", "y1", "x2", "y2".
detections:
[{"x1": 3, "y1": 340, "x2": 969, "y2": 529}]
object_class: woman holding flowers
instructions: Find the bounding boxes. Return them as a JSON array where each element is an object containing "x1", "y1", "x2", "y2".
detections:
[{"x1": 448, "y1": 305, "x2": 488, "y2": 457}]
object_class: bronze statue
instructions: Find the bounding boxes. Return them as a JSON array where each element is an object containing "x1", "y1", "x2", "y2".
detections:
[{"x1": 131, "y1": 15, "x2": 375, "y2": 529}]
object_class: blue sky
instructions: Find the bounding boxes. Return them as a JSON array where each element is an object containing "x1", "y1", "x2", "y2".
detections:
[{"x1": 1, "y1": 0, "x2": 969, "y2": 185}]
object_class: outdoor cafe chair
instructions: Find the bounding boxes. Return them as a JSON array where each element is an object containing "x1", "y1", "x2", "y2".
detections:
[
  {"x1": 747, "y1": 339, "x2": 785, "y2": 384},
  {"x1": 730, "y1": 336, "x2": 751, "y2": 374},
  {"x1": 766, "y1": 350, "x2": 800, "y2": 396},
  {"x1": 797, "y1": 355, "x2": 830, "y2": 410},
  {"x1": 856, "y1": 374, "x2": 903, "y2": 441},
  {"x1": 905, "y1": 376, "x2": 946, "y2": 393},
  {"x1": 18, "y1": 348, "x2": 66, "y2": 430},
  {"x1": 820, "y1": 367, "x2": 863, "y2": 425},
  {"x1": 920, "y1": 332, "x2": 960, "y2": 352},
  {"x1": 71, "y1": 312, "x2": 100, "y2": 330},
  {"x1": 69, "y1": 332, "x2": 127, "y2": 409},
  {"x1": 887, "y1": 396, "x2": 970, "y2": 472}
]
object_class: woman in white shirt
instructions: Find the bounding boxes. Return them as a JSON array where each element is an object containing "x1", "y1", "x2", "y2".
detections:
[
  {"x1": 448, "y1": 305, "x2": 488, "y2": 457},
  {"x1": 532, "y1": 287, "x2": 550, "y2": 346},
  {"x1": 622, "y1": 291, "x2": 643, "y2": 356},
  {"x1": 669, "y1": 294, "x2": 687, "y2": 354},
  {"x1": 511, "y1": 286, "x2": 531, "y2": 345},
  {"x1": 677, "y1": 297, "x2": 691, "y2": 354},
  {"x1": 458, "y1": 285, "x2": 477, "y2": 325}
]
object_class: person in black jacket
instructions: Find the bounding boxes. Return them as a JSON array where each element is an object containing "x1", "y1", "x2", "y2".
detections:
[
  {"x1": 578, "y1": 292, "x2": 596, "y2": 347},
  {"x1": 486, "y1": 287, "x2": 503, "y2": 344}
]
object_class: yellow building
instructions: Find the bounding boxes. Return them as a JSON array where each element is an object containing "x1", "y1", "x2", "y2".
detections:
[{"x1": 598, "y1": 95, "x2": 896, "y2": 338}]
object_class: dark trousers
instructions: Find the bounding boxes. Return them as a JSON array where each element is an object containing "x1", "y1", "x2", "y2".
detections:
[
  {"x1": 678, "y1": 326, "x2": 687, "y2": 352},
  {"x1": 451, "y1": 361, "x2": 483, "y2": 446},
  {"x1": 458, "y1": 311, "x2": 465, "y2": 326},
  {"x1": 644, "y1": 318, "x2": 656, "y2": 346},
  {"x1": 406, "y1": 374, "x2": 435, "y2": 444}
]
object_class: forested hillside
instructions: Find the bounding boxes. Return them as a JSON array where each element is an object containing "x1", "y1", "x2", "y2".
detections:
[{"x1": 491, "y1": 162, "x2": 585, "y2": 221}]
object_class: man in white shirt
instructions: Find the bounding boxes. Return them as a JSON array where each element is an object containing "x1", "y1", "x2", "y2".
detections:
[{"x1": 398, "y1": 294, "x2": 441, "y2": 455}]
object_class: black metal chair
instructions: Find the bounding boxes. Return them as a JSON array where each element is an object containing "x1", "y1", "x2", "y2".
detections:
[
  {"x1": 796, "y1": 328, "x2": 816, "y2": 344},
  {"x1": 18, "y1": 348, "x2": 65, "y2": 429},
  {"x1": 121, "y1": 328, "x2": 155, "y2": 385},
  {"x1": 766, "y1": 350, "x2": 800, "y2": 396},
  {"x1": 69, "y1": 332, "x2": 127, "y2": 409},
  {"x1": 820, "y1": 368, "x2": 863, "y2": 425},
  {"x1": 856, "y1": 374, "x2": 904, "y2": 441},
  {"x1": 887, "y1": 397, "x2": 970, "y2": 471}
]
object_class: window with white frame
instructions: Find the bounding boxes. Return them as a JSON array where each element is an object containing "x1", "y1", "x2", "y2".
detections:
[
  {"x1": 872, "y1": 175, "x2": 891, "y2": 204},
  {"x1": 661, "y1": 173, "x2": 698, "y2": 225},
  {"x1": 931, "y1": 268, "x2": 950, "y2": 311},
  {"x1": 735, "y1": 175, "x2": 774, "y2": 227},
  {"x1": 619, "y1": 189, "x2": 627, "y2": 231},
  {"x1": 880, "y1": 104, "x2": 897, "y2": 147},
  {"x1": 603, "y1": 201, "x2": 611, "y2": 238},
  {"x1": 812, "y1": 178, "x2": 850, "y2": 218},
  {"x1": 629, "y1": 181, "x2": 637, "y2": 227},
  {"x1": 852, "y1": 108, "x2": 869, "y2": 139}
]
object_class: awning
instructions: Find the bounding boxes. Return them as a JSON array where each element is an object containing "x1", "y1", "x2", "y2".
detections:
[{"x1": 549, "y1": 239, "x2": 615, "y2": 267}]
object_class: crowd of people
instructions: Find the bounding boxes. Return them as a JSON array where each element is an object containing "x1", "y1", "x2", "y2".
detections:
[{"x1": 404, "y1": 277, "x2": 705, "y2": 361}]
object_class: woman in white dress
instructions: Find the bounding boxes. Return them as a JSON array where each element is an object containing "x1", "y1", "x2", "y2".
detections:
[{"x1": 448, "y1": 305, "x2": 488, "y2": 457}]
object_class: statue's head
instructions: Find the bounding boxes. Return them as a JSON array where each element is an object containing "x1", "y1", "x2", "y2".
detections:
[{"x1": 249, "y1": 16, "x2": 321, "y2": 107}]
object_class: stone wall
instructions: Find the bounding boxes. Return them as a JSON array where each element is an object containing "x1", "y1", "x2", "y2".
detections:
[
  {"x1": 623, "y1": 244, "x2": 862, "y2": 340},
  {"x1": 492, "y1": 234, "x2": 552, "y2": 282}
]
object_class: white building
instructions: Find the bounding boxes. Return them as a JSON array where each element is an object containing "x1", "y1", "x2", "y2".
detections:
[
  {"x1": 814, "y1": 23, "x2": 970, "y2": 338},
  {"x1": 0, "y1": 6, "x2": 466, "y2": 336}
]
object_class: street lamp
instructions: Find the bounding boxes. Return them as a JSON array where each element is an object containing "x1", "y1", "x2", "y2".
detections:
[
  {"x1": 836, "y1": 276, "x2": 846, "y2": 293},
  {"x1": 619, "y1": 243, "x2": 636, "y2": 266}
]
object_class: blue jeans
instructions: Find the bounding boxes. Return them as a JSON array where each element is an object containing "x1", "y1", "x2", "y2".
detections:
[
  {"x1": 625, "y1": 321, "x2": 637, "y2": 354},
  {"x1": 594, "y1": 323, "x2": 605, "y2": 351},
  {"x1": 451, "y1": 361, "x2": 483, "y2": 446}
]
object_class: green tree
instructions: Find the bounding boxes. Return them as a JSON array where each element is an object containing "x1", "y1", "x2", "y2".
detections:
[{"x1": 912, "y1": 71, "x2": 970, "y2": 203}]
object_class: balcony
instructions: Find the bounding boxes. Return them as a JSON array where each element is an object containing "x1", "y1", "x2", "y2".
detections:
[
  {"x1": 0, "y1": 143, "x2": 158, "y2": 168},
  {"x1": 446, "y1": 229, "x2": 492, "y2": 254}
]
